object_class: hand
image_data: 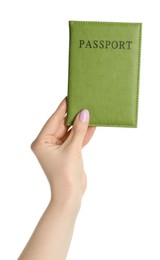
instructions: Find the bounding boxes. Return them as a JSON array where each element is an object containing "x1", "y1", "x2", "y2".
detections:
[
  {"x1": 18, "y1": 97, "x2": 96, "y2": 260},
  {"x1": 31, "y1": 96, "x2": 96, "y2": 211}
]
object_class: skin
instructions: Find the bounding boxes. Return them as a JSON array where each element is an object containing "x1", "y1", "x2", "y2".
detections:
[{"x1": 18, "y1": 96, "x2": 96, "y2": 260}]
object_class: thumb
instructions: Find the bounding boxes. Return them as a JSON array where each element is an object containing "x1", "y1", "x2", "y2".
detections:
[{"x1": 66, "y1": 109, "x2": 90, "y2": 150}]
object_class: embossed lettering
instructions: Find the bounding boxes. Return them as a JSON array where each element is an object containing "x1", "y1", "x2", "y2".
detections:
[
  {"x1": 99, "y1": 40, "x2": 104, "y2": 48},
  {"x1": 86, "y1": 40, "x2": 92, "y2": 48},
  {"x1": 79, "y1": 40, "x2": 133, "y2": 49},
  {"x1": 126, "y1": 41, "x2": 132, "y2": 49},
  {"x1": 106, "y1": 41, "x2": 111, "y2": 48},
  {"x1": 93, "y1": 40, "x2": 98, "y2": 48},
  {"x1": 112, "y1": 41, "x2": 118, "y2": 49},
  {"x1": 119, "y1": 41, "x2": 125, "y2": 49},
  {"x1": 79, "y1": 40, "x2": 85, "y2": 48}
]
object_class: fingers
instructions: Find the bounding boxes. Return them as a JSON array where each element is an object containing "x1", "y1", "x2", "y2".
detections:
[
  {"x1": 37, "y1": 96, "x2": 68, "y2": 138},
  {"x1": 82, "y1": 126, "x2": 96, "y2": 147},
  {"x1": 34, "y1": 96, "x2": 95, "y2": 152},
  {"x1": 63, "y1": 109, "x2": 90, "y2": 150},
  {"x1": 62, "y1": 126, "x2": 96, "y2": 147}
]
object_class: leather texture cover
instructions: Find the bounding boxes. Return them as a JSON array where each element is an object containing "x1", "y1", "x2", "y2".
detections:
[{"x1": 66, "y1": 21, "x2": 142, "y2": 127}]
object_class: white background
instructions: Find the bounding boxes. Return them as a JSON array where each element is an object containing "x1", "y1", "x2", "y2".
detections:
[{"x1": 0, "y1": 0, "x2": 160, "y2": 259}]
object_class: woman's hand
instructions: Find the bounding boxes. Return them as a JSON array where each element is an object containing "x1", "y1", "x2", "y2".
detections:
[
  {"x1": 18, "y1": 96, "x2": 96, "y2": 260},
  {"x1": 31, "y1": 96, "x2": 96, "y2": 211}
]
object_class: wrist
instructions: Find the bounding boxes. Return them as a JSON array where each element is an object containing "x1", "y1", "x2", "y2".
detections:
[{"x1": 49, "y1": 196, "x2": 82, "y2": 217}]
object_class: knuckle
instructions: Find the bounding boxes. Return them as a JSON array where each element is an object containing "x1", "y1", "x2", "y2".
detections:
[{"x1": 30, "y1": 138, "x2": 41, "y2": 153}]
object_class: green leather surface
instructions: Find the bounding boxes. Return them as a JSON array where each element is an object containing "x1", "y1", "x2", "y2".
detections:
[{"x1": 66, "y1": 21, "x2": 142, "y2": 127}]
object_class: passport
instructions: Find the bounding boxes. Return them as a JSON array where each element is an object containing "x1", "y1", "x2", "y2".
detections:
[{"x1": 66, "y1": 21, "x2": 142, "y2": 127}]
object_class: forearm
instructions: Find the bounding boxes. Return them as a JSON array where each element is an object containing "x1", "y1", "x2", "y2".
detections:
[{"x1": 18, "y1": 199, "x2": 80, "y2": 260}]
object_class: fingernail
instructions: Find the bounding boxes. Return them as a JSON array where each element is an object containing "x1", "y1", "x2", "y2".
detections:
[{"x1": 79, "y1": 109, "x2": 89, "y2": 122}]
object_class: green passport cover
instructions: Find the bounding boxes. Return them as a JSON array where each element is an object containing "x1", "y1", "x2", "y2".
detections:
[{"x1": 66, "y1": 21, "x2": 142, "y2": 128}]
